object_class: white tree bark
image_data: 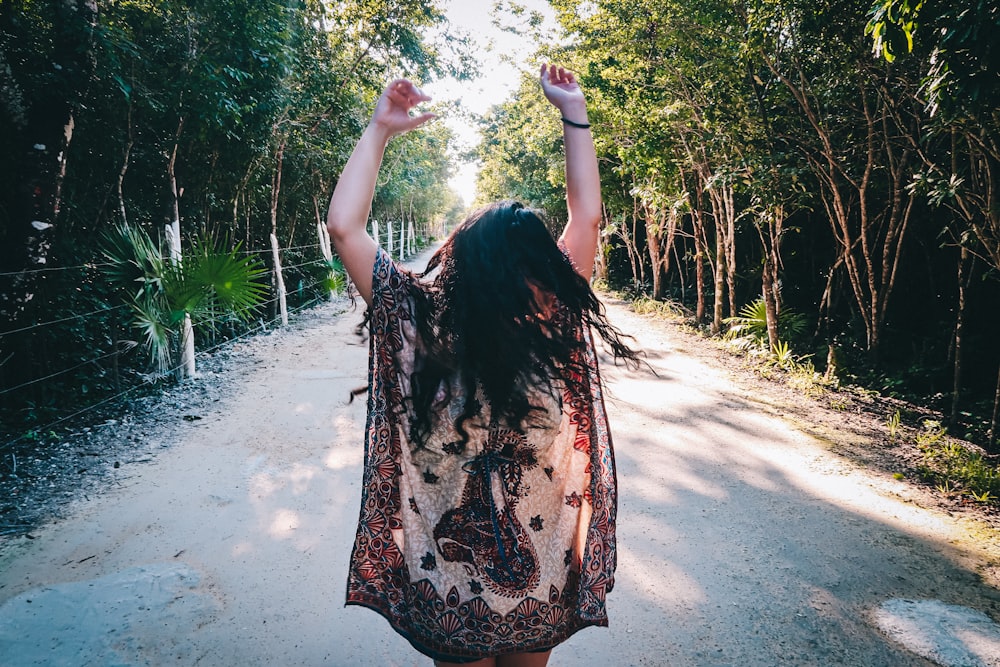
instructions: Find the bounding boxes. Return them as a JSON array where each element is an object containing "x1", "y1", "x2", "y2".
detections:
[
  {"x1": 387, "y1": 220, "x2": 394, "y2": 257},
  {"x1": 372, "y1": 219, "x2": 380, "y2": 249},
  {"x1": 399, "y1": 219, "x2": 405, "y2": 258},
  {"x1": 317, "y1": 219, "x2": 335, "y2": 299},
  {"x1": 314, "y1": 194, "x2": 333, "y2": 263},
  {"x1": 166, "y1": 219, "x2": 196, "y2": 379},
  {"x1": 270, "y1": 233, "x2": 288, "y2": 326}
]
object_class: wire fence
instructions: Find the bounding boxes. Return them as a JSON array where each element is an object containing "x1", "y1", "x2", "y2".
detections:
[
  {"x1": 0, "y1": 274, "x2": 337, "y2": 452},
  {"x1": 0, "y1": 304, "x2": 129, "y2": 339},
  {"x1": 0, "y1": 227, "x2": 429, "y2": 452}
]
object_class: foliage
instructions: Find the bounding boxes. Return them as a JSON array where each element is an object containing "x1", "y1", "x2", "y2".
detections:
[
  {"x1": 887, "y1": 409, "x2": 901, "y2": 441},
  {"x1": 485, "y1": 0, "x2": 1000, "y2": 447},
  {"x1": 475, "y1": 72, "x2": 566, "y2": 226},
  {"x1": 4, "y1": 0, "x2": 1000, "y2": 454},
  {"x1": 321, "y1": 259, "x2": 347, "y2": 296},
  {"x1": 723, "y1": 298, "x2": 808, "y2": 351},
  {"x1": 0, "y1": 0, "x2": 470, "y2": 438},
  {"x1": 867, "y1": 0, "x2": 1000, "y2": 114},
  {"x1": 917, "y1": 421, "x2": 1000, "y2": 504},
  {"x1": 631, "y1": 296, "x2": 685, "y2": 319},
  {"x1": 101, "y1": 224, "x2": 268, "y2": 375}
]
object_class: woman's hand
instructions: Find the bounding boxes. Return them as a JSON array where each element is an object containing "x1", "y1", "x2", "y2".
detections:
[
  {"x1": 540, "y1": 64, "x2": 587, "y2": 121},
  {"x1": 370, "y1": 79, "x2": 436, "y2": 138}
]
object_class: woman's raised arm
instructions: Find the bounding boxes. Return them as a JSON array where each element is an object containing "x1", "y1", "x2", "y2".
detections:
[
  {"x1": 540, "y1": 64, "x2": 601, "y2": 281},
  {"x1": 326, "y1": 79, "x2": 435, "y2": 306}
]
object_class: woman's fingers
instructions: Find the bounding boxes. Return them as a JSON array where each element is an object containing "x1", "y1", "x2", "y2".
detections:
[
  {"x1": 541, "y1": 63, "x2": 578, "y2": 89},
  {"x1": 408, "y1": 111, "x2": 437, "y2": 128},
  {"x1": 387, "y1": 88, "x2": 409, "y2": 108},
  {"x1": 375, "y1": 78, "x2": 436, "y2": 135},
  {"x1": 387, "y1": 79, "x2": 430, "y2": 109}
]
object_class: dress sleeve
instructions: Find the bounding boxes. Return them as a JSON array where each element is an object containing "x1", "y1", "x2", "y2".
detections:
[{"x1": 369, "y1": 248, "x2": 417, "y2": 344}]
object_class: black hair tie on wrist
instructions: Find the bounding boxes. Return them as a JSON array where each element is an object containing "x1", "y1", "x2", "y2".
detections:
[{"x1": 561, "y1": 117, "x2": 591, "y2": 129}]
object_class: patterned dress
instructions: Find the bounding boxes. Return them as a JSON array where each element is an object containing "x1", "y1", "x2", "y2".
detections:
[{"x1": 346, "y1": 248, "x2": 617, "y2": 662}]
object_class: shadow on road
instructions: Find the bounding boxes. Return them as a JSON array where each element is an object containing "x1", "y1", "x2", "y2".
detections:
[{"x1": 2, "y1": 285, "x2": 1000, "y2": 667}]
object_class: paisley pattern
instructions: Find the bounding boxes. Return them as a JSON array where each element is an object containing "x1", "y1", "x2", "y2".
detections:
[
  {"x1": 345, "y1": 249, "x2": 617, "y2": 661},
  {"x1": 433, "y1": 423, "x2": 541, "y2": 597}
]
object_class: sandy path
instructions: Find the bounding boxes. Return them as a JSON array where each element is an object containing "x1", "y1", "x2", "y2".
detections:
[{"x1": 2, "y1": 247, "x2": 1000, "y2": 666}]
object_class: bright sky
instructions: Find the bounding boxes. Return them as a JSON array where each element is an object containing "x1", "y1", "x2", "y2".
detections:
[{"x1": 423, "y1": 0, "x2": 559, "y2": 205}]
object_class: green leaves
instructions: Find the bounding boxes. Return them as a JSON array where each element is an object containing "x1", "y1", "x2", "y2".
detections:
[
  {"x1": 101, "y1": 224, "x2": 267, "y2": 375},
  {"x1": 723, "y1": 297, "x2": 807, "y2": 350},
  {"x1": 101, "y1": 223, "x2": 168, "y2": 301},
  {"x1": 185, "y1": 236, "x2": 269, "y2": 323},
  {"x1": 866, "y1": 0, "x2": 922, "y2": 62}
]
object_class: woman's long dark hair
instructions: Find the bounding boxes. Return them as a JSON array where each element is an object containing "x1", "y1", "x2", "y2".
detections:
[{"x1": 402, "y1": 200, "x2": 639, "y2": 450}]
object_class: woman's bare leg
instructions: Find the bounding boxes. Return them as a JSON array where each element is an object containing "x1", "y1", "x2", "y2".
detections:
[
  {"x1": 496, "y1": 650, "x2": 552, "y2": 667},
  {"x1": 434, "y1": 658, "x2": 496, "y2": 667},
  {"x1": 433, "y1": 649, "x2": 551, "y2": 667}
]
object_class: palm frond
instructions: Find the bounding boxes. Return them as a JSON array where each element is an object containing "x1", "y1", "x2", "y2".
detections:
[
  {"x1": 723, "y1": 297, "x2": 809, "y2": 346},
  {"x1": 186, "y1": 236, "x2": 269, "y2": 321},
  {"x1": 322, "y1": 258, "x2": 346, "y2": 294},
  {"x1": 128, "y1": 293, "x2": 173, "y2": 375},
  {"x1": 100, "y1": 224, "x2": 166, "y2": 295}
]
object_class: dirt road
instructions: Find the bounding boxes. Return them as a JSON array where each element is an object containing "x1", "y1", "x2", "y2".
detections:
[{"x1": 3, "y1": 247, "x2": 1000, "y2": 666}]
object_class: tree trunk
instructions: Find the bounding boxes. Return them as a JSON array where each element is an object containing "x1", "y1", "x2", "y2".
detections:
[
  {"x1": 681, "y1": 166, "x2": 708, "y2": 324},
  {"x1": 761, "y1": 247, "x2": 780, "y2": 351},
  {"x1": 712, "y1": 212, "x2": 726, "y2": 335},
  {"x1": 990, "y1": 364, "x2": 1000, "y2": 452},
  {"x1": 595, "y1": 203, "x2": 610, "y2": 283},
  {"x1": 624, "y1": 195, "x2": 645, "y2": 288},
  {"x1": 690, "y1": 209, "x2": 707, "y2": 324},
  {"x1": 270, "y1": 233, "x2": 288, "y2": 326},
  {"x1": 314, "y1": 194, "x2": 335, "y2": 299},
  {"x1": 645, "y1": 203, "x2": 677, "y2": 302},
  {"x1": 672, "y1": 238, "x2": 686, "y2": 304},
  {"x1": 165, "y1": 117, "x2": 195, "y2": 379},
  {"x1": 757, "y1": 204, "x2": 785, "y2": 351},
  {"x1": 270, "y1": 139, "x2": 287, "y2": 326},
  {"x1": 723, "y1": 185, "x2": 738, "y2": 320},
  {"x1": 408, "y1": 197, "x2": 416, "y2": 255},
  {"x1": 950, "y1": 246, "x2": 972, "y2": 424},
  {"x1": 117, "y1": 102, "x2": 134, "y2": 226}
]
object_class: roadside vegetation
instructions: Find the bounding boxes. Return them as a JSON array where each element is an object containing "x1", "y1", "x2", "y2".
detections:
[
  {"x1": 476, "y1": 1, "x2": 1000, "y2": 469},
  {"x1": 1, "y1": 1, "x2": 470, "y2": 448},
  {"x1": 3, "y1": 1, "x2": 999, "y2": 512}
]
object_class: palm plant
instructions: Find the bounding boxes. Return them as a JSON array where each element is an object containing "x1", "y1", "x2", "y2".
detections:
[
  {"x1": 321, "y1": 257, "x2": 346, "y2": 295},
  {"x1": 723, "y1": 297, "x2": 808, "y2": 352},
  {"x1": 101, "y1": 224, "x2": 268, "y2": 377}
]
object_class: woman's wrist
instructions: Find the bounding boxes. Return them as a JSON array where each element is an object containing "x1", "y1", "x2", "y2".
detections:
[
  {"x1": 558, "y1": 101, "x2": 589, "y2": 127},
  {"x1": 363, "y1": 121, "x2": 394, "y2": 146}
]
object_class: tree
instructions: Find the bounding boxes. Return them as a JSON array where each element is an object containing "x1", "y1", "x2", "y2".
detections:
[
  {"x1": 101, "y1": 224, "x2": 268, "y2": 376},
  {"x1": 0, "y1": 0, "x2": 470, "y2": 435},
  {"x1": 0, "y1": 0, "x2": 99, "y2": 396},
  {"x1": 749, "y1": 0, "x2": 922, "y2": 359},
  {"x1": 869, "y1": 0, "x2": 1000, "y2": 443}
]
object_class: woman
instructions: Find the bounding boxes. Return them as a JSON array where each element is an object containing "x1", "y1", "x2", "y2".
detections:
[{"x1": 327, "y1": 64, "x2": 637, "y2": 666}]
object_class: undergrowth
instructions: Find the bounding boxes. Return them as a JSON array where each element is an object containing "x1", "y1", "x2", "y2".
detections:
[
  {"x1": 916, "y1": 420, "x2": 1000, "y2": 505},
  {"x1": 630, "y1": 295, "x2": 687, "y2": 318}
]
